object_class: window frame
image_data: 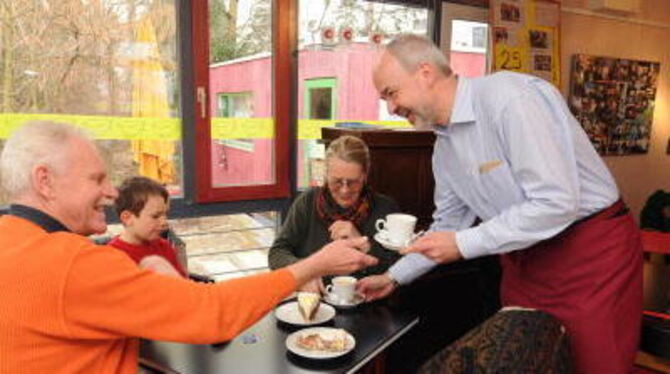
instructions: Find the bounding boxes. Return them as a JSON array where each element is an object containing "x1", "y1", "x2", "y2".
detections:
[
  {"x1": 217, "y1": 91, "x2": 253, "y2": 118},
  {"x1": 304, "y1": 78, "x2": 337, "y2": 119},
  {"x1": 0, "y1": 0, "x2": 445, "y2": 276},
  {"x1": 184, "y1": 0, "x2": 440, "y2": 206},
  {"x1": 0, "y1": 0, "x2": 444, "y2": 216},
  {"x1": 189, "y1": 0, "x2": 292, "y2": 203}
]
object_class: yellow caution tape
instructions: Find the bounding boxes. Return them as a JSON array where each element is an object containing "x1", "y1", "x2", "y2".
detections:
[
  {"x1": 0, "y1": 113, "x2": 410, "y2": 140},
  {"x1": 211, "y1": 117, "x2": 274, "y2": 139},
  {"x1": 0, "y1": 113, "x2": 181, "y2": 140}
]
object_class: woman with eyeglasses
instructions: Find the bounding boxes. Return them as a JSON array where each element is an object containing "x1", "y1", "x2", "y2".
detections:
[{"x1": 268, "y1": 135, "x2": 401, "y2": 293}]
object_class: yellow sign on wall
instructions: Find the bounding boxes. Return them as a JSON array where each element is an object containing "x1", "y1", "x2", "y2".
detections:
[
  {"x1": 491, "y1": 0, "x2": 560, "y2": 86},
  {"x1": 494, "y1": 44, "x2": 528, "y2": 72}
]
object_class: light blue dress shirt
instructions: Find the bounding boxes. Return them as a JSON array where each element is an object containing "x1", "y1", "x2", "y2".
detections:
[{"x1": 389, "y1": 72, "x2": 619, "y2": 285}]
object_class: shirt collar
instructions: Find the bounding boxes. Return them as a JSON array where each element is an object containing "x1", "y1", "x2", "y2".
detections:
[
  {"x1": 448, "y1": 75, "x2": 476, "y2": 125},
  {"x1": 8, "y1": 204, "x2": 70, "y2": 233}
]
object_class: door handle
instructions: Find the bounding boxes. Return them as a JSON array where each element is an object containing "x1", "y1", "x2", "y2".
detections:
[{"x1": 196, "y1": 86, "x2": 207, "y2": 119}]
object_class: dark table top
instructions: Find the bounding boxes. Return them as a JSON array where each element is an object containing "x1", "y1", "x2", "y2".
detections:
[{"x1": 140, "y1": 298, "x2": 419, "y2": 374}]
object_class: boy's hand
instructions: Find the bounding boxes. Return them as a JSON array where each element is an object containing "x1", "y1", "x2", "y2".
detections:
[{"x1": 139, "y1": 255, "x2": 183, "y2": 278}]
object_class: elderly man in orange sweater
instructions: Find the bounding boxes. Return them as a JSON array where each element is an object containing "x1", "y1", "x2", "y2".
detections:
[{"x1": 0, "y1": 121, "x2": 378, "y2": 374}]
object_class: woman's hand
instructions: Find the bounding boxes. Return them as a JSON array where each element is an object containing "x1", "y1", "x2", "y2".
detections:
[
  {"x1": 329, "y1": 220, "x2": 370, "y2": 252},
  {"x1": 328, "y1": 220, "x2": 361, "y2": 240},
  {"x1": 299, "y1": 277, "x2": 325, "y2": 294}
]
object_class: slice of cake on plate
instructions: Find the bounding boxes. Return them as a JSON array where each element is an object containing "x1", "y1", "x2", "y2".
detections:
[
  {"x1": 297, "y1": 329, "x2": 349, "y2": 351},
  {"x1": 297, "y1": 292, "x2": 321, "y2": 322}
]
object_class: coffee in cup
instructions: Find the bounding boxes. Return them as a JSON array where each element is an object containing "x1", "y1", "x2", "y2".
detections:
[
  {"x1": 326, "y1": 276, "x2": 356, "y2": 303},
  {"x1": 375, "y1": 213, "x2": 417, "y2": 246}
]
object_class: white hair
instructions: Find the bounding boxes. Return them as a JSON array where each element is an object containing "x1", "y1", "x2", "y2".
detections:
[
  {"x1": 385, "y1": 34, "x2": 452, "y2": 77},
  {"x1": 0, "y1": 121, "x2": 89, "y2": 199}
]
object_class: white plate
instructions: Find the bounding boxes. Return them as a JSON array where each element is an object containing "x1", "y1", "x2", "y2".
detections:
[
  {"x1": 275, "y1": 301, "x2": 335, "y2": 326},
  {"x1": 286, "y1": 327, "x2": 355, "y2": 359},
  {"x1": 374, "y1": 232, "x2": 406, "y2": 252},
  {"x1": 323, "y1": 292, "x2": 365, "y2": 309}
]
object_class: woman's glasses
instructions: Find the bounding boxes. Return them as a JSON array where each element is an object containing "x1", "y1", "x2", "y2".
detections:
[{"x1": 327, "y1": 177, "x2": 364, "y2": 190}]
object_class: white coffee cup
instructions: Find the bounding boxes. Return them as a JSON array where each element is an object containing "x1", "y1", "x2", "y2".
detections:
[
  {"x1": 376, "y1": 213, "x2": 417, "y2": 246},
  {"x1": 325, "y1": 276, "x2": 356, "y2": 303}
]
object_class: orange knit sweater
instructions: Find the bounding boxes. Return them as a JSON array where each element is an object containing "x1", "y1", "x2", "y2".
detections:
[{"x1": 0, "y1": 215, "x2": 296, "y2": 373}]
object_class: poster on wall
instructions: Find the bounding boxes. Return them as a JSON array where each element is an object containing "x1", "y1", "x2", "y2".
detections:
[
  {"x1": 491, "y1": 0, "x2": 560, "y2": 86},
  {"x1": 568, "y1": 54, "x2": 661, "y2": 156},
  {"x1": 528, "y1": 27, "x2": 554, "y2": 81}
]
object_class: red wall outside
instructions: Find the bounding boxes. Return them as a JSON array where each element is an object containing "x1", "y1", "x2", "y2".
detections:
[
  {"x1": 209, "y1": 55, "x2": 274, "y2": 186},
  {"x1": 296, "y1": 44, "x2": 381, "y2": 120},
  {"x1": 450, "y1": 51, "x2": 487, "y2": 78}
]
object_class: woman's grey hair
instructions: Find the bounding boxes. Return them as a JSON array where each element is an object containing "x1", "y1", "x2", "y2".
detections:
[
  {"x1": 0, "y1": 121, "x2": 89, "y2": 199},
  {"x1": 385, "y1": 34, "x2": 452, "y2": 77},
  {"x1": 325, "y1": 135, "x2": 370, "y2": 174}
]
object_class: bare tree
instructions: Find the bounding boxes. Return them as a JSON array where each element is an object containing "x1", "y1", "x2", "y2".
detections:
[
  {"x1": 0, "y1": 0, "x2": 182, "y2": 193},
  {"x1": 300, "y1": 0, "x2": 425, "y2": 47},
  {"x1": 0, "y1": 0, "x2": 177, "y2": 116},
  {"x1": 210, "y1": 0, "x2": 240, "y2": 63},
  {"x1": 1, "y1": 0, "x2": 17, "y2": 112},
  {"x1": 210, "y1": 0, "x2": 273, "y2": 63}
]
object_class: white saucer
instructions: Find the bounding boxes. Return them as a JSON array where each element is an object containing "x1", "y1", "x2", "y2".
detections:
[
  {"x1": 323, "y1": 292, "x2": 365, "y2": 309},
  {"x1": 275, "y1": 301, "x2": 336, "y2": 326},
  {"x1": 373, "y1": 232, "x2": 406, "y2": 252},
  {"x1": 286, "y1": 327, "x2": 355, "y2": 359}
]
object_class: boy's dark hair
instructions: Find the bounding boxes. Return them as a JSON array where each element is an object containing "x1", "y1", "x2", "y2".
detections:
[{"x1": 115, "y1": 176, "x2": 169, "y2": 217}]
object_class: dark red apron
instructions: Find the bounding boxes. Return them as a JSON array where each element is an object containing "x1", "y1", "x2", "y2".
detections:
[{"x1": 500, "y1": 200, "x2": 643, "y2": 374}]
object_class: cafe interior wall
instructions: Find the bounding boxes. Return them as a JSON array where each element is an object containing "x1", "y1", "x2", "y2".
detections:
[{"x1": 559, "y1": 0, "x2": 670, "y2": 220}]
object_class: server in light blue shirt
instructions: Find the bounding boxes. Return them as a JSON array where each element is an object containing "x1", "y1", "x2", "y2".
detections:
[{"x1": 358, "y1": 34, "x2": 642, "y2": 374}]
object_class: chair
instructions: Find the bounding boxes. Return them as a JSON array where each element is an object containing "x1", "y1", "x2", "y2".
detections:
[
  {"x1": 417, "y1": 308, "x2": 571, "y2": 374},
  {"x1": 640, "y1": 230, "x2": 670, "y2": 361},
  {"x1": 641, "y1": 231, "x2": 670, "y2": 255}
]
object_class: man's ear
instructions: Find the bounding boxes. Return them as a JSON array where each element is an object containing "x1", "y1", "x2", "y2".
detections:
[
  {"x1": 32, "y1": 165, "x2": 53, "y2": 199},
  {"x1": 417, "y1": 62, "x2": 438, "y2": 85}
]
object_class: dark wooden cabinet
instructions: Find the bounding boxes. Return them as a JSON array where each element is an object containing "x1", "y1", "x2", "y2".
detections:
[{"x1": 322, "y1": 127, "x2": 436, "y2": 230}]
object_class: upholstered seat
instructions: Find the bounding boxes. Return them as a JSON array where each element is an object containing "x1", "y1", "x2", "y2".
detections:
[{"x1": 418, "y1": 308, "x2": 572, "y2": 374}]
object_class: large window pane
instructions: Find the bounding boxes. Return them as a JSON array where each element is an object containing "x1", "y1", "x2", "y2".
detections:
[
  {"x1": 440, "y1": 3, "x2": 490, "y2": 78},
  {"x1": 0, "y1": 0, "x2": 182, "y2": 201},
  {"x1": 208, "y1": 0, "x2": 274, "y2": 187},
  {"x1": 448, "y1": 20, "x2": 489, "y2": 77},
  {"x1": 103, "y1": 212, "x2": 278, "y2": 281},
  {"x1": 296, "y1": 0, "x2": 428, "y2": 189}
]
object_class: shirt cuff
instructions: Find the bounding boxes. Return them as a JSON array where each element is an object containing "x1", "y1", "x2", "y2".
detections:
[
  {"x1": 388, "y1": 253, "x2": 437, "y2": 285},
  {"x1": 455, "y1": 227, "x2": 488, "y2": 259}
]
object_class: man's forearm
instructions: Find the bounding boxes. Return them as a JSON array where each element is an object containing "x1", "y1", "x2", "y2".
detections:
[{"x1": 388, "y1": 253, "x2": 437, "y2": 285}]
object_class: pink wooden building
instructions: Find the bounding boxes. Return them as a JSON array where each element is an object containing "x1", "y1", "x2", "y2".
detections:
[{"x1": 208, "y1": 43, "x2": 486, "y2": 185}]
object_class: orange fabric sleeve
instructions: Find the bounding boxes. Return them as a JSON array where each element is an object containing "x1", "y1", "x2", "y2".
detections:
[{"x1": 61, "y1": 238, "x2": 296, "y2": 344}]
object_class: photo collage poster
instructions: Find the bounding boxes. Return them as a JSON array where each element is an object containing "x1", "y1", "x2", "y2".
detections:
[
  {"x1": 569, "y1": 54, "x2": 661, "y2": 156},
  {"x1": 491, "y1": 0, "x2": 560, "y2": 86}
]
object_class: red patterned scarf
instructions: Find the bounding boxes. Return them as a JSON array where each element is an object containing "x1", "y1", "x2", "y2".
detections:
[{"x1": 315, "y1": 186, "x2": 373, "y2": 230}]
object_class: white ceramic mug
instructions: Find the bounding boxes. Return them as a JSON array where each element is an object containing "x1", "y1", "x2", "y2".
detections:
[
  {"x1": 325, "y1": 276, "x2": 356, "y2": 303},
  {"x1": 375, "y1": 213, "x2": 417, "y2": 246}
]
